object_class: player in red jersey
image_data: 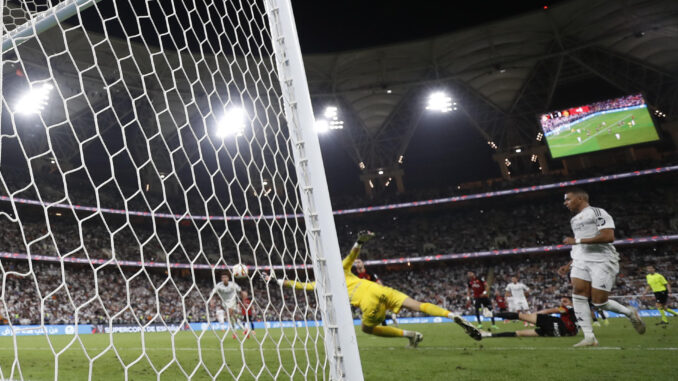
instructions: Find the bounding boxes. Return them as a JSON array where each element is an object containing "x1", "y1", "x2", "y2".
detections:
[
  {"x1": 482, "y1": 297, "x2": 578, "y2": 338},
  {"x1": 240, "y1": 290, "x2": 255, "y2": 338},
  {"x1": 467, "y1": 271, "x2": 496, "y2": 329}
]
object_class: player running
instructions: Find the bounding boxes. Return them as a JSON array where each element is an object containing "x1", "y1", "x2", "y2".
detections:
[
  {"x1": 467, "y1": 271, "x2": 497, "y2": 329},
  {"x1": 558, "y1": 188, "x2": 645, "y2": 347},
  {"x1": 505, "y1": 276, "x2": 530, "y2": 313},
  {"x1": 209, "y1": 272, "x2": 247, "y2": 337},
  {"x1": 266, "y1": 231, "x2": 482, "y2": 347},
  {"x1": 482, "y1": 297, "x2": 578, "y2": 338},
  {"x1": 643, "y1": 265, "x2": 678, "y2": 325}
]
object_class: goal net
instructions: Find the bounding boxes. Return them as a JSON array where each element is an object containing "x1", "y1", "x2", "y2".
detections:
[{"x1": 0, "y1": 0, "x2": 360, "y2": 380}]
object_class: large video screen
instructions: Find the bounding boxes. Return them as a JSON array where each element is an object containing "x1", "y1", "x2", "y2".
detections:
[{"x1": 539, "y1": 94, "x2": 659, "y2": 158}]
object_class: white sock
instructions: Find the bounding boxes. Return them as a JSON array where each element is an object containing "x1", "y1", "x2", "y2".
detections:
[
  {"x1": 572, "y1": 294, "x2": 595, "y2": 339},
  {"x1": 402, "y1": 330, "x2": 416, "y2": 338},
  {"x1": 594, "y1": 300, "x2": 631, "y2": 317}
]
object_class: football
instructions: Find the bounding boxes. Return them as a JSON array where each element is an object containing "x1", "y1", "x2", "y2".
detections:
[{"x1": 231, "y1": 263, "x2": 248, "y2": 278}]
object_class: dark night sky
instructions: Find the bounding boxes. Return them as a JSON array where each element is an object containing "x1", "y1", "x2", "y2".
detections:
[{"x1": 292, "y1": 1, "x2": 569, "y2": 195}]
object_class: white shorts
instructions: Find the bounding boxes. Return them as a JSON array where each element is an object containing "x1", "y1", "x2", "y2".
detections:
[
  {"x1": 222, "y1": 298, "x2": 238, "y2": 311},
  {"x1": 510, "y1": 298, "x2": 529, "y2": 312},
  {"x1": 570, "y1": 259, "x2": 619, "y2": 292},
  {"x1": 216, "y1": 309, "x2": 225, "y2": 323}
]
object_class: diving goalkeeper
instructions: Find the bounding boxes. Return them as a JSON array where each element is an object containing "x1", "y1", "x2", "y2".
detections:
[{"x1": 265, "y1": 231, "x2": 481, "y2": 347}]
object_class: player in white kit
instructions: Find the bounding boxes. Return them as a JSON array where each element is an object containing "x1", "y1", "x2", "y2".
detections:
[
  {"x1": 210, "y1": 273, "x2": 246, "y2": 335},
  {"x1": 505, "y1": 277, "x2": 530, "y2": 312},
  {"x1": 558, "y1": 188, "x2": 645, "y2": 347}
]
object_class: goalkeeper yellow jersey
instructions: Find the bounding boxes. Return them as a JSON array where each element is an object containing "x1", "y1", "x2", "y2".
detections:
[
  {"x1": 646, "y1": 273, "x2": 668, "y2": 292},
  {"x1": 285, "y1": 244, "x2": 383, "y2": 308},
  {"x1": 285, "y1": 270, "x2": 372, "y2": 307}
]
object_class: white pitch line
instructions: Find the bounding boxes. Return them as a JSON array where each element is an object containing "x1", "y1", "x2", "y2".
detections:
[{"x1": 3, "y1": 346, "x2": 677, "y2": 352}]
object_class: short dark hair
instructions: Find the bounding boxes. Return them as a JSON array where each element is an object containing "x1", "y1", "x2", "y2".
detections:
[
  {"x1": 566, "y1": 187, "x2": 589, "y2": 201},
  {"x1": 221, "y1": 272, "x2": 231, "y2": 279}
]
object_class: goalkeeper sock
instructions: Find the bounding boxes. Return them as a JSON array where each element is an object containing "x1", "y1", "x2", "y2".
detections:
[
  {"x1": 494, "y1": 312, "x2": 519, "y2": 320},
  {"x1": 420, "y1": 303, "x2": 451, "y2": 318},
  {"x1": 659, "y1": 309, "x2": 668, "y2": 322},
  {"x1": 371, "y1": 326, "x2": 405, "y2": 337},
  {"x1": 491, "y1": 332, "x2": 517, "y2": 337},
  {"x1": 666, "y1": 308, "x2": 678, "y2": 316},
  {"x1": 573, "y1": 294, "x2": 595, "y2": 339},
  {"x1": 593, "y1": 299, "x2": 631, "y2": 317}
]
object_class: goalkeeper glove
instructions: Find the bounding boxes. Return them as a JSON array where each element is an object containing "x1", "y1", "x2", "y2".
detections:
[{"x1": 356, "y1": 230, "x2": 375, "y2": 245}]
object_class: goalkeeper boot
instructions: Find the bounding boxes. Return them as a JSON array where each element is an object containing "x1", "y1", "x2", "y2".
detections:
[
  {"x1": 408, "y1": 332, "x2": 424, "y2": 348},
  {"x1": 454, "y1": 316, "x2": 482, "y2": 341}
]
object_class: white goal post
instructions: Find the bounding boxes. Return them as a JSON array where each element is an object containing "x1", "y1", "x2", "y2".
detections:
[{"x1": 0, "y1": 0, "x2": 362, "y2": 380}]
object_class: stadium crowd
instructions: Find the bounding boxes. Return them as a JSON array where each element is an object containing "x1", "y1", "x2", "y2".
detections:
[
  {"x1": 1, "y1": 176, "x2": 675, "y2": 266},
  {"x1": 1, "y1": 244, "x2": 675, "y2": 325}
]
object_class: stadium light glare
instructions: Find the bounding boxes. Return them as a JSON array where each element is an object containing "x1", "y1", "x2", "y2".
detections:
[
  {"x1": 515, "y1": 148, "x2": 522, "y2": 153},
  {"x1": 316, "y1": 106, "x2": 344, "y2": 131},
  {"x1": 378, "y1": 169, "x2": 384, "y2": 175},
  {"x1": 536, "y1": 132, "x2": 544, "y2": 141},
  {"x1": 15, "y1": 83, "x2": 53, "y2": 115},
  {"x1": 323, "y1": 106, "x2": 338, "y2": 119},
  {"x1": 531, "y1": 154, "x2": 538, "y2": 162},
  {"x1": 359, "y1": 161, "x2": 366, "y2": 170},
  {"x1": 216, "y1": 107, "x2": 246, "y2": 138},
  {"x1": 386, "y1": 89, "x2": 392, "y2": 94},
  {"x1": 426, "y1": 91, "x2": 453, "y2": 112},
  {"x1": 315, "y1": 119, "x2": 330, "y2": 133},
  {"x1": 398, "y1": 155, "x2": 404, "y2": 164}
]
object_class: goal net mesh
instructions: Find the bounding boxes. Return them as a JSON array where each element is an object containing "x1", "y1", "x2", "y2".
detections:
[{"x1": 0, "y1": 0, "x2": 330, "y2": 379}]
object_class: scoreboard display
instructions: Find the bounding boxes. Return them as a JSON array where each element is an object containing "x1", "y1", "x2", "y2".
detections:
[{"x1": 538, "y1": 94, "x2": 660, "y2": 158}]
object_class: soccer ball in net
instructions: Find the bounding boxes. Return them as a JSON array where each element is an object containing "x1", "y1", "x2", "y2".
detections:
[{"x1": 231, "y1": 264, "x2": 248, "y2": 279}]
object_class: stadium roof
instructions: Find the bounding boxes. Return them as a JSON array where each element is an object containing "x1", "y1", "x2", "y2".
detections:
[
  {"x1": 4, "y1": 0, "x2": 677, "y2": 194},
  {"x1": 302, "y1": 0, "x2": 678, "y2": 179}
]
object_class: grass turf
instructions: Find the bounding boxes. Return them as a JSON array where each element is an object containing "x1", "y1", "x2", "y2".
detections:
[
  {"x1": 0, "y1": 317, "x2": 676, "y2": 380},
  {"x1": 544, "y1": 107, "x2": 658, "y2": 158}
]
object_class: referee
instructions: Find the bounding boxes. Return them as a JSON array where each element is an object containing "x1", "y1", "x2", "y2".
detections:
[{"x1": 643, "y1": 265, "x2": 678, "y2": 325}]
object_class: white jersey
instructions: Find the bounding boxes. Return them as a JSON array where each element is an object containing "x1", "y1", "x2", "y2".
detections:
[
  {"x1": 505, "y1": 282, "x2": 529, "y2": 301},
  {"x1": 569, "y1": 206, "x2": 619, "y2": 262},
  {"x1": 214, "y1": 281, "x2": 241, "y2": 309}
]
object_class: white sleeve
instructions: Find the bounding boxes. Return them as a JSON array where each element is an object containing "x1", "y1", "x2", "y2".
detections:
[
  {"x1": 505, "y1": 284, "x2": 510, "y2": 291},
  {"x1": 595, "y1": 208, "x2": 615, "y2": 230},
  {"x1": 235, "y1": 283, "x2": 242, "y2": 292}
]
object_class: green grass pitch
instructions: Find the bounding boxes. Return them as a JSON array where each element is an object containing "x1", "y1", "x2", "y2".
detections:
[
  {"x1": 544, "y1": 108, "x2": 659, "y2": 158},
  {"x1": 0, "y1": 317, "x2": 676, "y2": 380}
]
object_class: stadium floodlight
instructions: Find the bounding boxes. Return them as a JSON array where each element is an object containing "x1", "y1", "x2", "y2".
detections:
[
  {"x1": 536, "y1": 132, "x2": 544, "y2": 141},
  {"x1": 515, "y1": 148, "x2": 522, "y2": 153},
  {"x1": 323, "y1": 106, "x2": 337, "y2": 120},
  {"x1": 216, "y1": 107, "x2": 246, "y2": 138},
  {"x1": 378, "y1": 169, "x2": 384, "y2": 175},
  {"x1": 315, "y1": 119, "x2": 330, "y2": 133},
  {"x1": 316, "y1": 106, "x2": 344, "y2": 132},
  {"x1": 15, "y1": 83, "x2": 53, "y2": 115},
  {"x1": 426, "y1": 91, "x2": 453, "y2": 112},
  {"x1": 531, "y1": 154, "x2": 538, "y2": 162},
  {"x1": 359, "y1": 161, "x2": 366, "y2": 170},
  {"x1": 398, "y1": 155, "x2": 404, "y2": 164}
]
